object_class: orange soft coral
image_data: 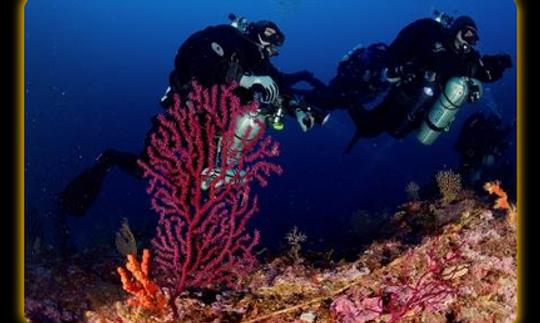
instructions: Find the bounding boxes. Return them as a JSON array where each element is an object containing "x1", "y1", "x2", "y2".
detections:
[
  {"x1": 483, "y1": 181, "x2": 516, "y2": 225},
  {"x1": 117, "y1": 249, "x2": 168, "y2": 312}
]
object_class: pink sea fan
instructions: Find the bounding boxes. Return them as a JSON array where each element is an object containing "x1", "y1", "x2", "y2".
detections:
[{"x1": 138, "y1": 83, "x2": 282, "y2": 295}]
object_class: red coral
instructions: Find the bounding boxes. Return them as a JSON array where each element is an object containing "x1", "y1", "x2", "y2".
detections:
[
  {"x1": 331, "y1": 238, "x2": 464, "y2": 322},
  {"x1": 138, "y1": 83, "x2": 282, "y2": 295},
  {"x1": 483, "y1": 181, "x2": 516, "y2": 225},
  {"x1": 117, "y1": 249, "x2": 168, "y2": 312},
  {"x1": 382, "y1": 241, "x2": 463, "y2": 322},
  {"x1": 483, "y1": 181, "x2": 510, "y2": 210}
]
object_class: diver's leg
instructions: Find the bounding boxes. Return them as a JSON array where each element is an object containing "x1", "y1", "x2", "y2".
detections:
[
  {"x1": 57, "y1": 149, "x2": 143, "y2": 217},
  {"x1": 102, "y1": 150, "x2": 143, "y2": 179},
  {"x1": 57, "y1": 154, "x2": 113, "y2": 217},
  {"x1": 344, "y1": 99, "x2": 394, "y2": 153},
  {"x1": 57, "y1": 113, "x2": 164, "y2": 217},
  {"x1": 293, "y1": 86, "x2": 348, "y2": 112}
]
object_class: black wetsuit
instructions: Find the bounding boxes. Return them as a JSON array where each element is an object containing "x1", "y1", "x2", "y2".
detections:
[
  {"x1": 345, "y1": 18, "x2": 511, "y2": 152},
  {"x1": 166, "y1": 24, "x2": 312, "y2": 104},
  {"x1": 296, "y1": 43, "x2": 389, "y2": 111}
]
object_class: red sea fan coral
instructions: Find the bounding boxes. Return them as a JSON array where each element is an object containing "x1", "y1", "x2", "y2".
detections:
[{"x1": 138, "y1": 83, "x2": 282, "y2": 296}]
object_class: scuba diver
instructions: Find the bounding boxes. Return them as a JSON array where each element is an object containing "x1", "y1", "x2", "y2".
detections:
[
  {"x1": 454, "y1": 112, "x2": 515, "y2": 191},
  {"x1": 57, "y1": 15, "x2": 326, "y2": 219},
  {"x1": 294, "y1": 42, "x2": 390, "y2": 111},
  {"x1": 345, "y1": 13, "x2": 513, "y2": 152}
]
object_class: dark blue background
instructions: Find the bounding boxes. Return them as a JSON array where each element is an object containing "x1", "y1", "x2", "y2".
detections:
[{"x1": 25, "y1": 0, "x2": 516, "y2": 252}]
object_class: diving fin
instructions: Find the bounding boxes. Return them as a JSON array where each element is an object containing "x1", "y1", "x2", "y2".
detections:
[
  {"x1": 344, "y1": 132, "x2": 362, "y2": 154},
  {"x1": 57, "y1": 156, "x2": 112, "y2": 217},
  {"x1": 344, "y1": 107, "x2": 365, "y2": 154}
]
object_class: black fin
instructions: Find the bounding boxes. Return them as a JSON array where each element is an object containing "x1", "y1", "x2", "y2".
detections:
[
  {"x1": 343, "y1": 107, "x2": 365, "y2": 154},
  {"x1": 344, "y1": 131, "x2": 362, "y2": 154},
  {"x1": 57, "y1": 162, "x2": 110, "y2": 217},
  {"x1": 57, "y1": 149, "x2": 142, "y2": 217}
]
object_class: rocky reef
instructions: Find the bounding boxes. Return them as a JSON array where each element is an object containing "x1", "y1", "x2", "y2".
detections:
[{"x1": 25, "y1": 184, "x2": 516, "y2": 322}]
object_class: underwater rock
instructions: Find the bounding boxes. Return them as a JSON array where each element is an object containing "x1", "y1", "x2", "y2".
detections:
[{"x1": 25, "y1": 190, "x2": 516, "y2": 322}]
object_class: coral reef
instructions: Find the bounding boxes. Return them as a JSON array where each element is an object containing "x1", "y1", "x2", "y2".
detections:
[{"x1": 26, "y1": 183, "x2": 515, "y2": 322}]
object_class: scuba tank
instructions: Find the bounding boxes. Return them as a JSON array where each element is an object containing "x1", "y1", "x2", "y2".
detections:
[
  {"x1": 229, "y1": 110, "x2": 266, "y2": 163},
  {"x1": 203, "y1": 88, "x2": 272, "y2": 187},
  {"x1": 417, "y1": 76, "x2": 483, "y2": 145}
]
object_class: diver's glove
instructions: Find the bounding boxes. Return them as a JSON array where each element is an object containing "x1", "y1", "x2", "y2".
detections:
[
  {"x1": 239, "y1": 74, "x2": 279, "y2": 104},
  {"x1": 481, "y1": 54, "x2": 513, "y2": 81},
  {"x1": 295, "y1": 108, "x2": 315, "y2": 132},
  {"x1": 384, "y1": 62, "x2": 417, "y2": 84}
]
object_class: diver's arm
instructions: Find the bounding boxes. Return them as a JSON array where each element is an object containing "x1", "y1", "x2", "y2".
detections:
[
  {"x1": 265, "y1": 63, "x2": 294, "y2": 96},
  {"x1": 470, "y1": 53, "x2": 513, "y2": 83},
  {"x1": 264, "y1": 64, "x2": 325, "y2": 131},
  {"x1": 279, "y1": 95, "x2": 329, "y2": 131},
  {"x1": 280, "y1": 70, "x2": 327, "y2": 91}
]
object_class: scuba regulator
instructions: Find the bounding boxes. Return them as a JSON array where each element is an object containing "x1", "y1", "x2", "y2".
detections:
[
  {"x1": 433, "y1": 9, "x2": 454, "y2": 28},
  {"x1": 251, "y1": 89, "x2": 285, "y2": 131},
  {"x1": 253, "y1": 91, "x2": 329, "y2": 132},
  {"x1": 228, "y1": 13, "x2": 249, "y2": 33}
]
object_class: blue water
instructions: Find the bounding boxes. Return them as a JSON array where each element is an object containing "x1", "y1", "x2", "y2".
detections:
[{"x1": 25, "y1": 0, "x2": 517, "y2": 252}]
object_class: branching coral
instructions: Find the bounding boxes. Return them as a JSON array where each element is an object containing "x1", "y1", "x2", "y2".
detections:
[
  {"x1": 117, "y1": 249, "x2": 168, "y2": 312},
  {"x1": 436, "y1": 170, "x2": 462, "y2": 203},
  {"x1": 405, "y1": 181, "x2": 420, "y2": 201},
  {"x1": 138, "y1": 83, "x2": 282, "y2": 295},
  {"x1": 330, "y1": 237, "x2": 465, "y2": 323},
  {"x1": 285, "y1": 226, "x2": 307, "y2": 262},
  {"x1": 484, "y1": 181, "x2": 516, "y2": 225}
]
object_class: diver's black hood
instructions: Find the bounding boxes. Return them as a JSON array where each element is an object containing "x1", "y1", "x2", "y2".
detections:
[
  {"x1": 449, "y1": 16, "x2": 479, "y2": 40},
  {"x1": 247, "y1": 20, "x2": 285, "y2": 47}
]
